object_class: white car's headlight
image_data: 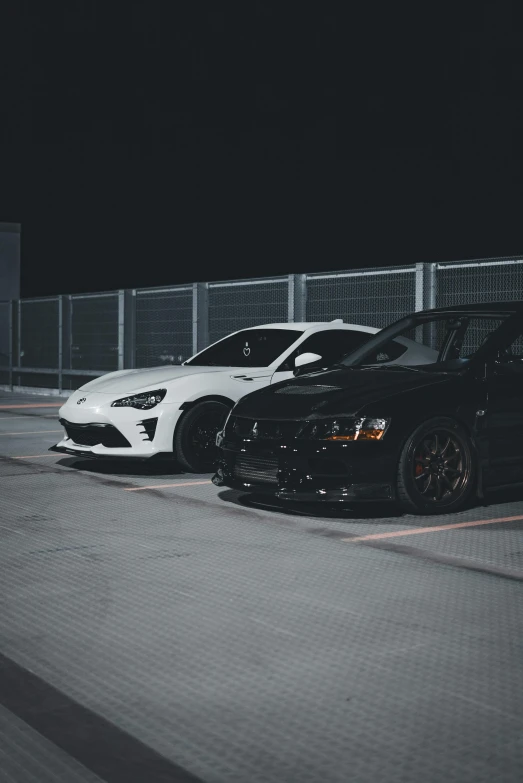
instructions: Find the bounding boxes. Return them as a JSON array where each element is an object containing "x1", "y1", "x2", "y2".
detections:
[{"x1": 111, "y1": 389, "x2": 167, "y2": 410}]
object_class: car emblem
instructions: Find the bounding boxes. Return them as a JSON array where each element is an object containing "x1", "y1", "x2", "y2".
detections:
[
  {"x1": 77, "y1": 397, "x2": 87, "y2": 405},
  {"x1": 251, "y1": 422, "x2": 258, "y2": 438},
  {"x1": 243, "y1": 343, "x2": 251, "y2": 357}
]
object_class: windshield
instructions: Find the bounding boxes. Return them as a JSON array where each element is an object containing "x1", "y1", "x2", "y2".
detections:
[
  {"x1": 186, "y1": 328, "x2": 303, "y2": 367},
  {"x1": 340, "y1": 313, "x2": 510, "y2": 370}
]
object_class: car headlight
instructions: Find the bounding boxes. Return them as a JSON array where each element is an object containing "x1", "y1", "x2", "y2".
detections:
[
  {"x1": 299, "y1": 417, "x2": 390, "y2": 441},
  {"x1": 111, "y1": 389, "x2": 167, "y2": 410}
]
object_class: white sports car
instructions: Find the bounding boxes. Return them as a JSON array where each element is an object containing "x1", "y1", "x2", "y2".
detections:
[{"x1": 50, "y1": 320, "x2": 431, "y2": 471}]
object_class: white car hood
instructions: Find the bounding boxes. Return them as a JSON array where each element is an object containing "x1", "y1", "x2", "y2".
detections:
[{"x1": 80, "y1": 365, "x2": 271, "y2": 394}]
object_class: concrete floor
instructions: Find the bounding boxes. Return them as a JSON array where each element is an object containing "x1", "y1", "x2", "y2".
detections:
[{"x1": 1, "y1": 390, "x2": 523, "y2": 782}]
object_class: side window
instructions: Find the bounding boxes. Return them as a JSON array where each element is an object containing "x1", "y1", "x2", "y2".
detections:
[
  {"x1": 363, "y1": 339, "x2": 409, "y2": 364},
  {"x1": 278, "y1": 330, "x2": 371, "y2": 371},
  {"x1": 497, "y1": 332, "x2": 523, "y2": 362},
  {"x1": 459, "y1": 318, "x2": 506, "y2": 358}
]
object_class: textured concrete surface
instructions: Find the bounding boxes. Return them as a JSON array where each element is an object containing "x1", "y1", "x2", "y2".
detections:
[{"x1": 1, "y1": 390, "x2": 523, "y2": 782}]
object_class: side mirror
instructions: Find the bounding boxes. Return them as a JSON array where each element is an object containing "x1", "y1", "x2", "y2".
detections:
[
  {"x1": 294, "y1": 352, "x2": 322, "y2": 372},
  {"x1": 295, "y1": 352, "x2": 322, "y2": 369}
]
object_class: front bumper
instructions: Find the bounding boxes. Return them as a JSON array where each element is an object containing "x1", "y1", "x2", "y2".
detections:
[
  {"x1": 50, "y1": 396, "x2": 183, "y2": 459},
  {"x1": 49, "y1": 444, "x2": 174, "y2": 461},
  {"x1": 213, "y1": 437, "x2": 397, "y2": 502}
]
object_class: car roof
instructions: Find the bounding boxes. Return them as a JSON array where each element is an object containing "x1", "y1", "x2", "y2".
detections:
[
  {"x1": 246, "y1": 322, "x2": 380, "y2": 333},
  {"x1": 423, "y1": 301, "x2": 523, "y2": 316}
]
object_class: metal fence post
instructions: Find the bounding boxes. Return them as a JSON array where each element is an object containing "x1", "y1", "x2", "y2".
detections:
[
  {"x1": 62, "y1": 295, "x2": 72, "y2": 381},
  {"x1": 193, "y1": 282, "x2": 209, "y2": 354},
  {"x1": 17, "y1": 299, "x2": 21, "y2": 387},
  {"x1": 415, "y1": 263, "x2": 437, "y2": 311},
  {"x1": 117, "y1": 290, "x2": 125, "y2": 370},
  {"x1": 8, "y1": 300, "x2": 13, "y2": 390},
  {"x1": 424, "y1": 263, "x2": 437, "y2": 310},
  {"x1": 287, "y1": 275, "x2": 294, "y2": 322},
  {"x1": 415, "y1": 264, "x2": 424, "y2": 312},
  {"x1": 288, "y1": 274, "x2": 306, "y2": 322},
  {"x1": 58, "y1": 296, "x2": 63, "y2": 392},
  {"x1": 123, "y1": 289, "x2": 136, "y2": 369}
]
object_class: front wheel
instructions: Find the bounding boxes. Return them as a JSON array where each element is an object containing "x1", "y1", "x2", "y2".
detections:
[
  {"x1": 174, "y1": 401, "x2": 230, "y2": 473},
  {"x1": 396, "y1": 417, "x2": 476, "y2": 515}
]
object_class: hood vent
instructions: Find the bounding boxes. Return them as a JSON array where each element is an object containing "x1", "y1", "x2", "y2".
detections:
[{"x1": 275, "y1": 385, "x2": 342, "y2": 395}]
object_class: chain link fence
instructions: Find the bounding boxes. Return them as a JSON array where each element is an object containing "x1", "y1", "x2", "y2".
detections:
[
  {"x1": 435, "y1": 258, "x2": 523, "y2": 307},
  {"x1": 0, "y1": 300, "x2": 10, "y2": 386},
  {"x1": 1, "y1": 255, "x2": 522, "y2": 393},
  {"x1": 306, "y1": 265, "x2": 416, "y2": 328},
  {"x1": 16, "y1": 298, "x2": 60, "y2": 388},
  {"x1": 208, "y1": 277, "x2": 289, "y2": 344},
  {"x1": 136, "y1": 286, "x2": 193, "y2": 367},
  {"x1": 70, "y1": 293, "x2": 120, "y2": 372}
]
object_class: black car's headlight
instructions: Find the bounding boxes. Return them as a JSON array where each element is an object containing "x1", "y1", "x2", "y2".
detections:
[
  {"x1": 111, "y1": 389, "x2": 167, "y2": 410},
  {"x1": 299, "y1": 417, "x2": 390, "y2": 441}
]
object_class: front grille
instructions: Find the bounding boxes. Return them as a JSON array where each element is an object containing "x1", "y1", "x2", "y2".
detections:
[
  {"x1": 138, "y1": 417, "x2": 158, "y2": 441},
  {"x1": 234, "y1": 455, "x2": 279, "y2": 485},
  {"x1": 308, "y1": 458, "x2": 349, "y2": 477},
  {"x1": 60, "y1": 419, "x2": 131, "y2": 448},
  {"x1": 229, "y1": 417, "x2": 302, "y2": 440}
]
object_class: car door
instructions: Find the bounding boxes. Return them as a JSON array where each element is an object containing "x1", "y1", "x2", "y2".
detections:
[
  {"x1": 270, "y1": 329, "x2": 373, "y2": 384},
  {"x1": 484, "y1": 327, "x2": 523, "y2": 486}
]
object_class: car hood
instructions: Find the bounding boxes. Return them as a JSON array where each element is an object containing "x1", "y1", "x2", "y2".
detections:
[
  {"x1": 232, "y1": 367, "x2": 456, "y2": 420},
  {"x1": 80, "y1": 365, "x2": 270, "y2": 394}
]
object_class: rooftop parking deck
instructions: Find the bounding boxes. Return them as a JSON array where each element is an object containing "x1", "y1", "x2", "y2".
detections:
[{"x1": 1, "y1": 390, "x2": 523, "y2": 782}]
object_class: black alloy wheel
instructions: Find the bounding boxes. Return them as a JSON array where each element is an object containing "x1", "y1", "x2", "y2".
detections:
[
  {"x1": 397, "y1": 417, "x2": 475, "y2": 515},
  {"x1": 174, "y1": 400, "x2": 230, "y2": 473}
]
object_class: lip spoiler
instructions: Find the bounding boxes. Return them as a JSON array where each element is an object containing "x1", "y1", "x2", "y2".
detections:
[{"x1": 48, "y1": 444, "x2": 172, "y2": 461}]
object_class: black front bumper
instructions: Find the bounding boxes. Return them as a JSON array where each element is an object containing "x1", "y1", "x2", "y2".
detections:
[{"x1": 213, "y1": 438, "x2": 397, "y2": 502}]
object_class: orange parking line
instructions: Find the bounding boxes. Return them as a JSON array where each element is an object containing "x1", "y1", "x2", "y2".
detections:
[
  {"x1": 124, "y1": 480, "x2": 212, "y2": 492},
  {"x1": 0, "y1": 416, "x2": 55, "y2": 420},
  {"x1": 0, "y1": 403, "x2": 62, "y2": 409},
  {"x1": 0, "y1": 430, "x2": 62, "y2": 436},
  {"x1": 0, "y1": 415, "x2": 58, "y2": 419},
  {"x1": 343, "y1": 514, "x2": 523, "y2": 543}
]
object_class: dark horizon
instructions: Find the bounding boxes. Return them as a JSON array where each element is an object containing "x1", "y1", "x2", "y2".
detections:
[{"x1": 2, "y1": 2, "x2": 522, "y2": 298}]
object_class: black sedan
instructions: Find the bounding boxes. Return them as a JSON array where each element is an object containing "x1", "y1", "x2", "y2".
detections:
[{"x1": 213, "y1": 302, "x2": 523, "y2": 514}]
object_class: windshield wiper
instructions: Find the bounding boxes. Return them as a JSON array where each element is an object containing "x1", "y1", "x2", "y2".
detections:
[
  {"x1": 374, "y1": 364, "x2": 425, "y2": 372},
  {"x1": 334, "y1": 363, "x2": 438, "y2": 373},
  {"x1": 343, "y1": 363, "x2": 426, "y2": 373}
]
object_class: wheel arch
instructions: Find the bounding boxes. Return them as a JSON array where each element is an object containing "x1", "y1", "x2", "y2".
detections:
[
  {"x1": 396, "y1": 411, "x2": 482, "y2": 506},
  {"x1": 174, "y1": 395, "x2": 235, "y2": 440},
  {"x1": 173, "y1": 396, "x2": 234, "y2": 471},
  {"x1": 179, "y1": 395, "x2": 235, "y2": 411}
]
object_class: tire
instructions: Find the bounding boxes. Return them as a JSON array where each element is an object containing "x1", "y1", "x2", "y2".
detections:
[
  {"x1": 396, "y1": 416, "x2": 476, "y2": 515},
  {"x1": 174, "y1": 400, "x2": 230, "y2": 473}
]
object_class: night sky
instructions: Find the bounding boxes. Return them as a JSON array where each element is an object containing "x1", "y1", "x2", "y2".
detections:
[{"x1": 2, "y1": 2, "x2": 523, "y2": 297}]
